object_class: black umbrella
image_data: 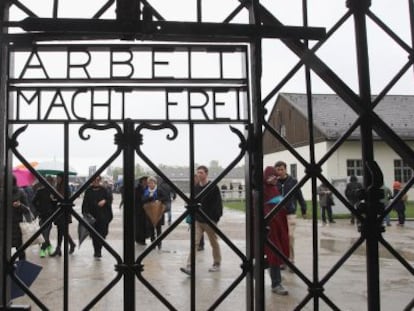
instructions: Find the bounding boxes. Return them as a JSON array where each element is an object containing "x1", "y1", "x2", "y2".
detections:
[
  {"x1": 11, "y1": 260, "x2": 42, "y2": 299},
  {"x1": 78, "y1": 213, "x2": 96, "y2": 248}
]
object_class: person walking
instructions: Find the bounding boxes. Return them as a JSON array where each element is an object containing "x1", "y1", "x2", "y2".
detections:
[
  {"x1": 381, "y1": 185, "x2": 393, "y2": 227},
  {"x1": 11, "y1": 175, "x2": 29, "y2": 261},
  {"x1": 50, "y1": 173, "x2": 76, "y2": 257},
  {"x1": 141, "y1": 176, "x2": 169, "y2": 249},
  {"x1": 157, "y1": 177, "x2": 176, "y2": 226},
  {"x1": 263, "y1": 166, "x2": 289, "y2": 295},
  {"x1": 345, "y1": 175, "x2": 363, "y2": 225},
  {"x1": 181, "y1": 165, "x2": 223, "y2": 275},
  {"x1": 317, "y1": 182, "x2": 336, "y2": 225},
  {"x1": 81, "y1": 175, "x2": 113, "y2": 258},
  {"x1": 135, "y1": 176, "x2": 149, "y2": 245},
  {"x1": 274, "y1": 161, "x2": 306, "y2": 267},
  {"x1": 32, "y1": 176, "x2": 56, "y2": 257},
  {"x1": 392, "y1": 181, "x2": 408, "y2": 227}
]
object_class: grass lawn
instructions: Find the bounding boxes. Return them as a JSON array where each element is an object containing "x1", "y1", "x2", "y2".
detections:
[{"x1": 224, "y1": 200, "x2": 414, "y2": 219}]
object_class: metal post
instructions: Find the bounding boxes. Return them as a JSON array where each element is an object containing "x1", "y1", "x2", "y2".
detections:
[
  {"x1": 248, "y1": 1, "x2": 265, "y2": 310},
  {"x1": 122, "y1": 119, "x2": 136, "y2": 310},
  {"x1": 0, "y1": 2, "x2": 10, "y2": 309},
  {"x1": 347, "y1": 0, "x2": 381, "y2": 310}
]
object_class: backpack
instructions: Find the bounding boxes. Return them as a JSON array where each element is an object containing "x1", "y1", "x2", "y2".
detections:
[{"x1": 345, "y1": 182, "x2": 363, "y2": 204}]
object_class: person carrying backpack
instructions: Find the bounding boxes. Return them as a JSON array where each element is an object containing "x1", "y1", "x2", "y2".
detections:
[{"x1": 345, "y1": 175, "x2": 363, "y2": 225}]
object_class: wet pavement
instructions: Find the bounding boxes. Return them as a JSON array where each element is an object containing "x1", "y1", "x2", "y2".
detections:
[{"x1": 11, "y1": 194, "x2": 414, "y2": 310}]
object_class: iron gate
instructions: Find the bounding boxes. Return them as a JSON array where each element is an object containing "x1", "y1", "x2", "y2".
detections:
[{"x1": 1, "y1": 0, "x2": 414, "y2": 310}]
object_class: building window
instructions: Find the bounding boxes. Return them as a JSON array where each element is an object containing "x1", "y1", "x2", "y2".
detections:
[
  {"x1": 290, "y1": 163, "x2": 297, "y2": 179},
  {"x1": 346, "y1": 159, "x2": 363, "y2": 177},
  {"x1": 394, "y1": 159, "x2": 413, "y2": 183}
]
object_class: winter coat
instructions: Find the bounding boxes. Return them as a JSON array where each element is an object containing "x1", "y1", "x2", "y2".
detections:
[
  {"x1": 32, "y1": 186, "x2": 55, "y2": 220},
  {"x1": 317, "y1": 184, "x2": 334, "y2": 207},
  {"x1": 11, "y1": 186, "x2": 29, "y2": 247},
  {"x1": 53, "y1": 183, "x2": 73, "y2": 226},
  {"x1": 345, "y1": 181, "x2": 363, "y2": 205},
  {"x1": 194, "y1": 181, "x2": 223, "y2": 223},
  {"x1": 393, "y1": 189, "x2": 407, "y2": 212},
  {"x1": 276, "y1": 175, "x2": 306, "y2": 215},
  {"x1": 82, "y1": 185, "x2": 113, "y2": 225},
  {"x1": 263, "y1": 166, "x2": 289, "y2": 267}
]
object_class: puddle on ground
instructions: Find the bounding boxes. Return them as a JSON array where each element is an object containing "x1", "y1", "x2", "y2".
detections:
[{"x1": 320, "y1": 238, "x2": 414, "y2": 261}]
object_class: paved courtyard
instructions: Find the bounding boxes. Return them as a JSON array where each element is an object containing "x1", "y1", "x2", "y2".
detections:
[{"x1": 10, "y1": 194, "x2": 414, "y2": 310}]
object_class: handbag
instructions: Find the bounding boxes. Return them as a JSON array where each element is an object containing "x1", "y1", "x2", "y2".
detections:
[
  {"x1": 19, "y1": 210, "x2": 44, "y2": 245},
  {"x1": 143, "y1": 200, "x2": 166, "y2": 226}
]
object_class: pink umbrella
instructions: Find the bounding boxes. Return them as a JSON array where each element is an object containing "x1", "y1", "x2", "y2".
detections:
[{"x1": 12, "y1": 168, "x2": 36, "y2": 187}]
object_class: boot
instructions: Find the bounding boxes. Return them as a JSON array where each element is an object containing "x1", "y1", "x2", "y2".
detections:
[
  {"x1": 69, "y1": 242, "x2": 76, "y2": 254},
  {"x1": 50, "y1": 247, "x2": 62, "y2": 257}
]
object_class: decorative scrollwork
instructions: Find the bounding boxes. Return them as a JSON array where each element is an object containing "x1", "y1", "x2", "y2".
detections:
[
  {"x1": 8, "y1": 125, "x2": 29, "y2": 149},
  {"x1": 78, "y1": 122, "x2": 122, "y2": 140},
  {"x1": 135, "y1": 122, "x2": 178, "y2": 142},
  {"x1": 229, "y1": 125, "x2": 247, "y2": 151}
]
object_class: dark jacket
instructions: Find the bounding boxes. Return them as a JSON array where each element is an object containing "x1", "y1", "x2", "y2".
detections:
[
  {"x1": 53, "y1": 182, "x2": 73, "y2": 226},
  {"x1": 12, "y1": 186, "x2": 29, "y2": 247},
  {"x1": 32, "y1": 186, "x2": 55, "y2": 220},
  {"x1": 82, "y1": 185, "x2": 113, "y2": 225},
  {"x1": 345, "y1": 181, "x2": 363, "y2": 205},
  {"x1": 194, "y1": 181, "x2": 223, "y2": 223},
  {"x1": 276, "y1": 175, "x2": 306, "y2": 215},
  {"x1": 393, "y1": 189, "x2": 407, "y2": 211}
]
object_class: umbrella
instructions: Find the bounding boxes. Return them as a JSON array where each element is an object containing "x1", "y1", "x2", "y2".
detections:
[
  {"x1": 35, "y1": 160, "x2": 77, "y2": 176},
  {"x1": 266, "y1": 195, "x2": 283, "y2": 205},
  {"x1": 10, "y1": 260, "x2": 42, "y2": 299},
  {"x1": 78, "y1": 213, "x2": 96, "y2": 248},
  {"x1": 12, "y1": 168, "x2": 36, "y2": 187},
  {"x1": 14, "y1": 161, "x2": 39, "y2": 170},
  {"x1": 143, "y1": 200, "x2": 166, "y2": 226}
]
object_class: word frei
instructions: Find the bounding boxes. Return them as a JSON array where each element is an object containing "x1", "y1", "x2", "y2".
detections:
[
  {"x1": 10, "y1": 87, "x2": 247, "y2": 121},
  {"x1": 8, "y1": 44, "x2": 250, "y2": 122},
  {"x1": 8, "y1": 44, "x2": 249, "y2": 122}
]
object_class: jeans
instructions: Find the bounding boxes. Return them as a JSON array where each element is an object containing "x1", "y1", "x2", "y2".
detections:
[
  {"x1": 321, "y1": 204, "x2": 334, "y2": 223},
  {"x1": 269, "y1": 265, "x2": 282, "y2": 288}
]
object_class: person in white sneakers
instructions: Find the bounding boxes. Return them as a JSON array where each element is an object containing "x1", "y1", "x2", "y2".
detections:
[{"x1": 180, "y1": 165, "x2": 223, "y2": 275}]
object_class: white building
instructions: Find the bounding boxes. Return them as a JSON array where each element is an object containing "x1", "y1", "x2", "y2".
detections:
[{"x1": 263, "y1": 93, "x2": 414, "y2": 204}]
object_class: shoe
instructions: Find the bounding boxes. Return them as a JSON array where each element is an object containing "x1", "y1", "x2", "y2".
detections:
[
  {"x1": 272, "y1": 284, "x2": 288, "y2": 295},
  {"x1": 386, "y1": 223, "x2": 392, "y2": 227},
  {"x1": 46, "y1": 245, "x2": 53, "y2": 256},
  {"x1": 322, "y1": 221, "x2": 327, "y2": 226},
  {"x1": 329, "y1": 220, "x2": 336, "y2": 224},
  {"x1": 39, "y1": 249, "x2": 46, "y2": 258},
  {"x1": 50, "y1": 248, "x2": 62, "y2": 257},
  {"x1": 208, "y1": 264, "x2": 220, "y2": 272},
  {"x1": 302, "y1": 214, "x2": 307, "y2": 219},
  {"x1": 69, "y1": 243, "x2": 76, "y2": 254},
  {"x1": 180, "y1": 266, "x2": 191, "y2": 276},
  {"x1": 197, "y1": 246, "x2": 204, "y2": 251}
]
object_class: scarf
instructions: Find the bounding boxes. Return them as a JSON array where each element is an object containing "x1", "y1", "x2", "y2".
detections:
[{"x1": 145, "y1": 186, "x2": 158, "y2": 199}]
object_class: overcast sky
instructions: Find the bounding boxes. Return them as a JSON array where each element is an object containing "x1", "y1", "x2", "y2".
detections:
[{"x1": 8, "y1": 1, "x2": 413, "y2": 175}]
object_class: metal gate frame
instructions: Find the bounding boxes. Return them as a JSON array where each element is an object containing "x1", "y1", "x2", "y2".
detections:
[{"x1": 1, "y1": 0, "x2": 414, "y2": 310}]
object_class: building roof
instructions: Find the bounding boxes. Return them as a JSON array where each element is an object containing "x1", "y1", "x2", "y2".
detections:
[{"x1": 278, "y1": 93, "x2": 414, "y2": 140}]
